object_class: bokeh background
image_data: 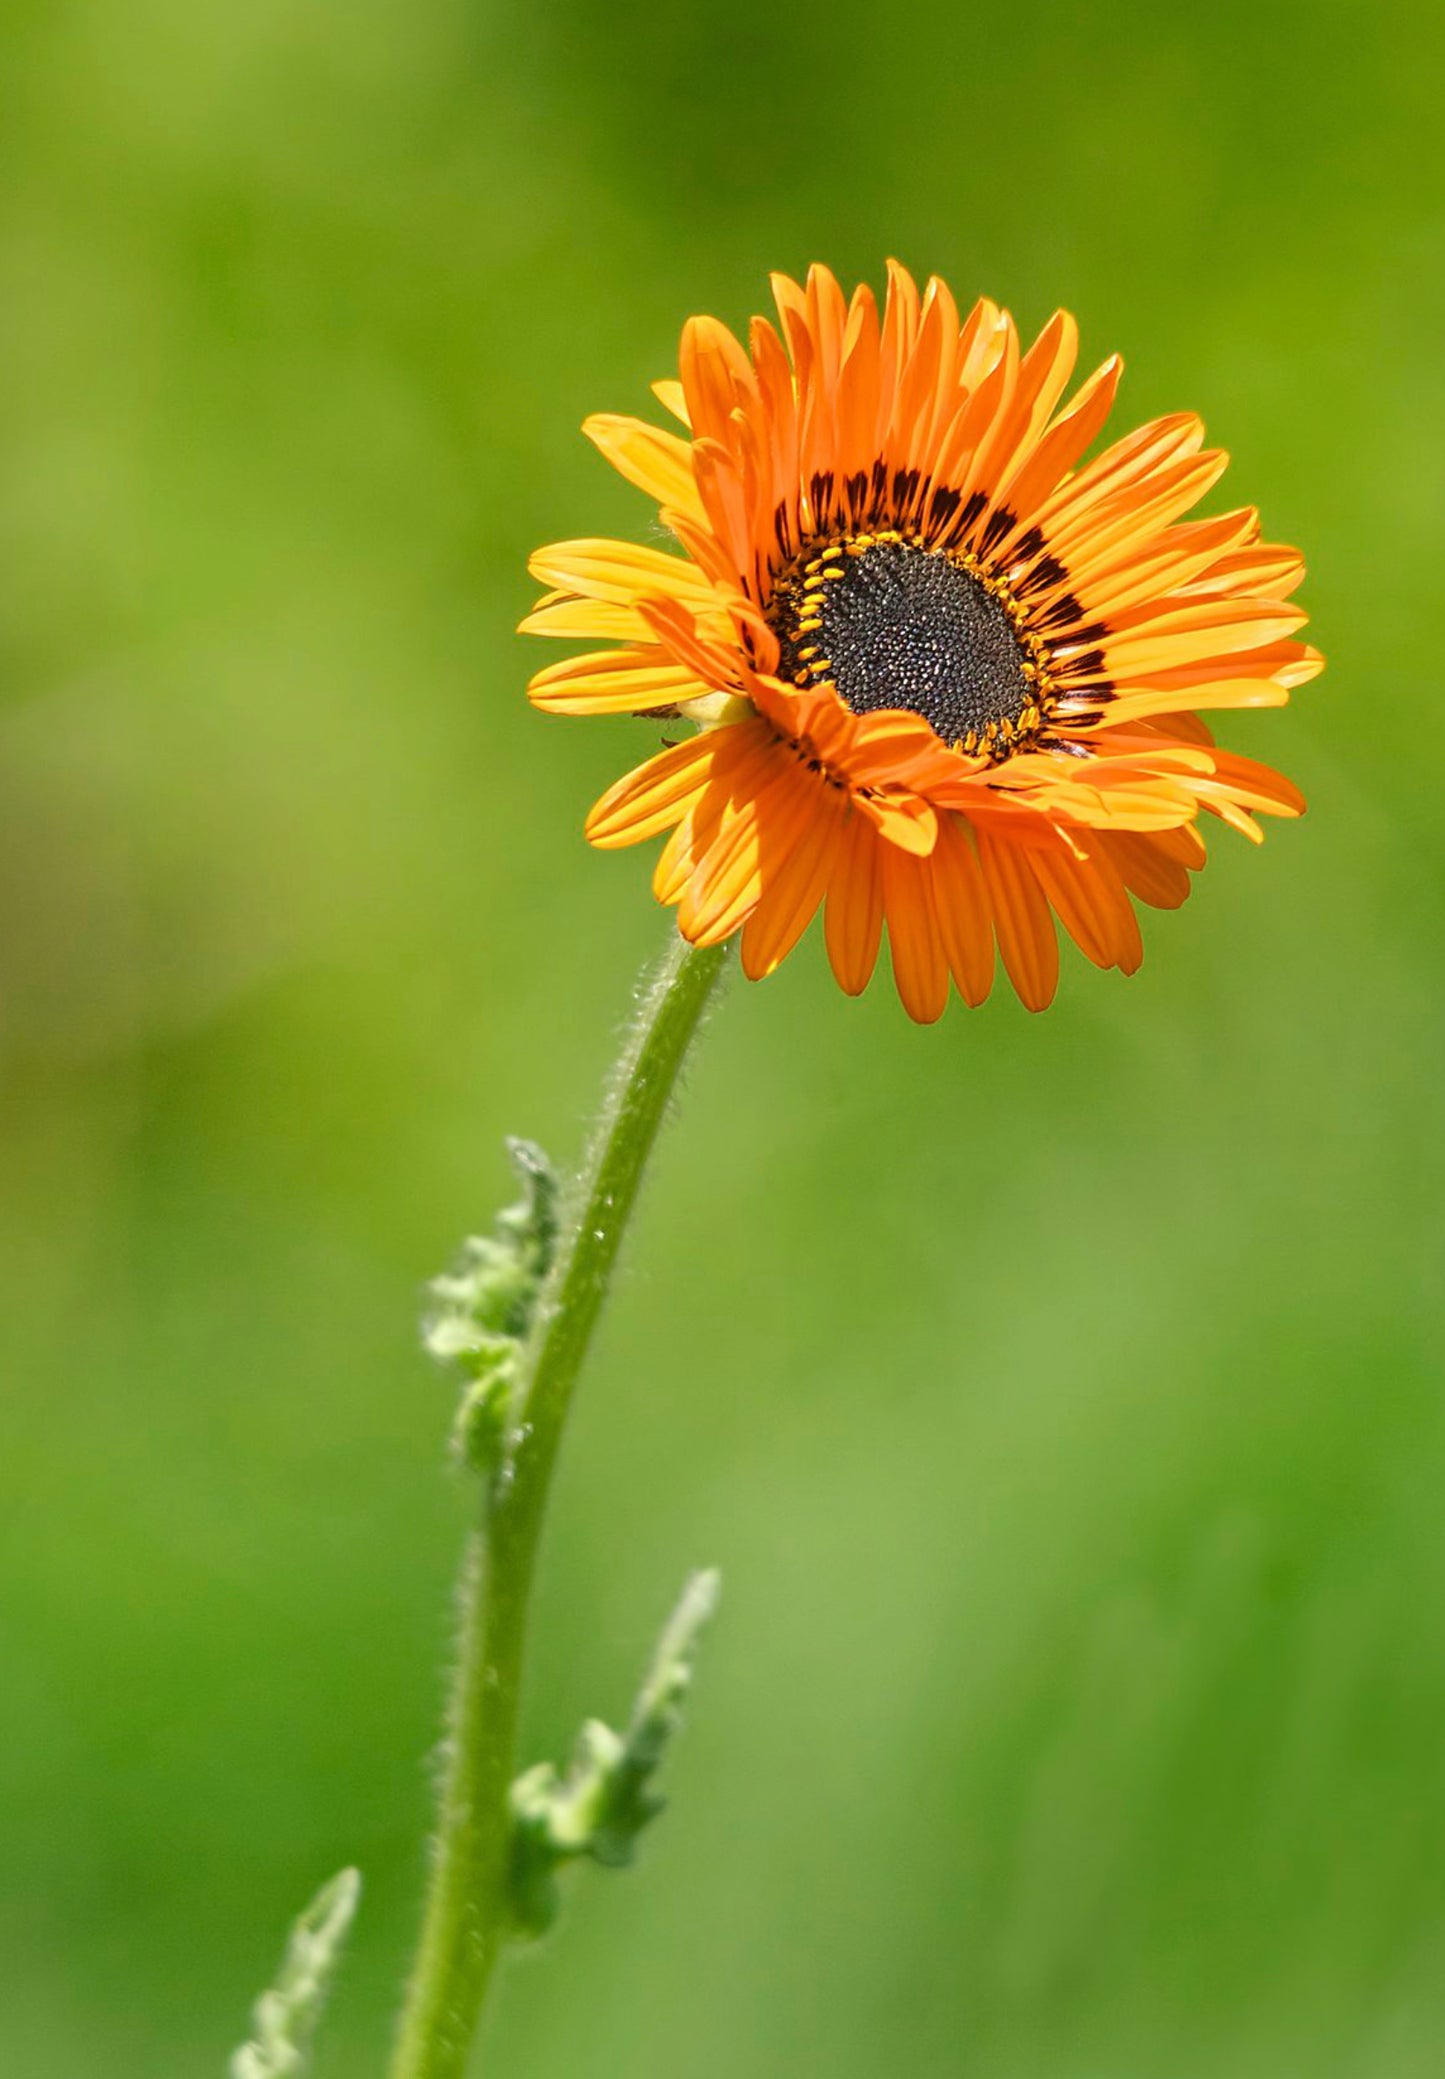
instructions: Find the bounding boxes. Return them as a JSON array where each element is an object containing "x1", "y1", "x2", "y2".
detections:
[{"x1": 4, "y1": 0, "x2": 1444, "y2": 2072}]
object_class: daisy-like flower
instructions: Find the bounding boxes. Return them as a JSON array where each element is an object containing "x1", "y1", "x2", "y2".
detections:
[{"x1": 523, "y1": 264, "x2": 1319, "y2": 1018}]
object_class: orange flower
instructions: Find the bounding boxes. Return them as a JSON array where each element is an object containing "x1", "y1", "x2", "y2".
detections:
[{"x1": 523, "y1": 264, "x2": 1319, "y2": 1018}]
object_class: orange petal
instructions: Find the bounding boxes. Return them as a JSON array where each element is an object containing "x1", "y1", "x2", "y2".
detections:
[
  {"x1": 1036, "y1": 413, "x2": 1205, "y2": 535},
  {"x1": 1046, "y1": 450, "x2": 1232, "y2": 577},
  {"x1": 583, "y1": 413, "x2": 704, "y2": 518},
  {"x1": 882, "y1": 846, "x2": 950, "y2": 1024},
  {"x1": 677, "y1": 757, "x2": 799, "y2": 943},
  {"x1": 518, "y1": 596, "x2": 657, "y2": 641},
  {"x1": 652, "y1": 378, "x2": 690, "y2": 426},
  {"x1": 1031, "y1": 837, "x2": 1143, "y2": 973},
  {"x1": 653, "y1": 808, "x2": 706, "y2": 903},
  {"x1": 1096, "y1": 599, "x2": 1309, "y2": 678},
  {"x1": 1098, "y1": 680, "x2": 1291, "y2": 726},
  {"x1": 825, "y1": 811, "x2": 885, "y2": 996},
  {"x1": 528, "y1": 537, "x2": 718, "y2": 609},
  {"x1": 1100, "y1": 830, "x2": 1196, "y2": 909},
  {"x1": 1198, "y1": 750, "x2": 1306, "y2": 818},
  {"x1": 995, "y1": 354, "x2": 1124, "y2": 534},
  {"x1": 679, "y1": 314, "x2": 754, "y2": 447},
  {"x1": 528, "y1": 647, "x2": 704, "y2": 715},
  {"x1": 976, "y1": 830, "x2": 1059, "y2": 1010},
  {"x1": 650, "y1": 723, "x2": 781, "y2": 903},
  {"x1": 854, "y1": 787, "x2": 938, "y2": 856},
  {"x1": 1057, "y1": 509, "x2": 1260, "y2": 623},
  {"x1": 931, "y1": 816, "x2": 996, "y2": 1007},
  {"x1": 971, "y1": 308, "x2": 1080, "y2": 513},
  {"x1": 586, "y1": 721, "x2": 765, "y2": 848},
  {"x1": 739, "y1": 779, "x2": 846, "y2": 979},
  {"x1": 636, "y1": 595, "x2": 744, "y2": 689},
  {"x1": 1180, "y1": 541, "x2": 1305, "y2": 599}
]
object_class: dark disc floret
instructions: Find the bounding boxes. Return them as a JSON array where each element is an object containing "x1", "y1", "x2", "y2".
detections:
[{"x1": 770, "y1": 536, "x2": 1041, "y2": 751}]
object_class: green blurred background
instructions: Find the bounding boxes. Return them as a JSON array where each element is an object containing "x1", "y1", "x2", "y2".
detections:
[{"x1": 3, "y1": 0, "x2": 1444, "y2": 2072}]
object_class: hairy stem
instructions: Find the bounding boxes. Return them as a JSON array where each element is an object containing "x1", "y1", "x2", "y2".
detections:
[{"x1": 388, "y1": 933, "x2": 729, "y2": 2079}]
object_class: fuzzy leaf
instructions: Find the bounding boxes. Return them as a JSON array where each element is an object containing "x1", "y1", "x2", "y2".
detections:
[
  {"x1": 423, "y1": 1138, "x2": 559, "y2": 1472},
  {"x1": 230, "y1": 1867, "x2": 361, "y2": 2079},
  {"x1": 509, "y1": 1570, "x2": 719, "y2": 1936}
]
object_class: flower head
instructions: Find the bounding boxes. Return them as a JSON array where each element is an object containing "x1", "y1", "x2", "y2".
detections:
[{"x1": 523, "y1": 264, "x2": 1319, "y2": 1018}]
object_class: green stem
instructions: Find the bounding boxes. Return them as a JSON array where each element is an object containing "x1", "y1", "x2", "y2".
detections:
[{"x1": 388, "y1": 932, "x2": 730, "y2": 2079}]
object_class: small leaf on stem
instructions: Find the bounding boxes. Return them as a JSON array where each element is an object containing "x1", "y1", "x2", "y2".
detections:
[
  {"x1": 423, "y1": 1138, "x2": 559, "y2": 1473},
  {"x1": 508, "y1": 1569, "x2": 720, "y2": 1937},
  {"x1": 230, "y1": 1866, "x2": 361, "y2": 2079}
]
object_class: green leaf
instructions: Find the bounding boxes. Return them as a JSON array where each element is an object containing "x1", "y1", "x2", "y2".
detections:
[
  {"x1": 423, "y1": 1137, "x2": 559, "y2": 1474},
  {"x1": 509, "y1": 1569, "x2": 720, "y2": 1937},
  {"x1": 230, "y1": 1867, "x2": 361, "y2": 2079}
]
